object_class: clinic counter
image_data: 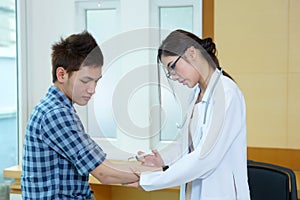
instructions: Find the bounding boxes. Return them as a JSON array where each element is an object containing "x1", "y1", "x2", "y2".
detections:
[
  {"x1": 3, "y1": 164, "x2": 180, "y2": 200},
  {"x1": 4, "y1": 147, "x2": 300, "y2": 200}
]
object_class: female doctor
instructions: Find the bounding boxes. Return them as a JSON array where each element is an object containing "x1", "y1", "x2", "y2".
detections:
[{"x1": 127, "y1": 30, "x2": 250, "y2": 200}]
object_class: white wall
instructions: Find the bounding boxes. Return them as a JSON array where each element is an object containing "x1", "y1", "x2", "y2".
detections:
[
  {"x1": 21, "y1": 0, "x2": 76, "y2": 115},
  {"x1": 18, "y1": 0, "x2": 78, "y2": 161}
]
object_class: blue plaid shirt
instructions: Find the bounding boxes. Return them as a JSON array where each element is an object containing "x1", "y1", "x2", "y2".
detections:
[{"x1": 21, "y1": 85, "x2": 106, "y2": 200}]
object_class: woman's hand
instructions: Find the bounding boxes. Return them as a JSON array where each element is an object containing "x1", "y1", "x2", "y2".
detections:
[
  {"x1": 123, "y1": 181, "x2": 142, "y2": 189},
  {"x1": 123, "y1": 167, "x2": 142, "y2": 189},
  {"x1": 137, "y1": 149, "x2": 164, "y2": 167}
]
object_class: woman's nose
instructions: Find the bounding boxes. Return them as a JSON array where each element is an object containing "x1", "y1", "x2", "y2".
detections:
[{"x1": 171, "y1": 74, "x2": 179, "y2": 81}]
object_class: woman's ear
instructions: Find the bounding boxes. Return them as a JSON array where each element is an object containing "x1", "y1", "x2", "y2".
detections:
[
  {"x1": 186, "y1": 46, "x2": 197, "y2": 59},
  {"x1": 56, "y1": 67, "x2": 67, "y2": 83}
]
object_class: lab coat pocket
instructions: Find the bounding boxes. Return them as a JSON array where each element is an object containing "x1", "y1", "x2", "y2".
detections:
[{"x1": 201, "y1": 169, "x2": 237, "y2": 199}]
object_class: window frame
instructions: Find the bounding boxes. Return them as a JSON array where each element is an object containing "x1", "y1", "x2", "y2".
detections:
[
  {"x1": 150, "y1": 0, "x2": 202, "y2": 149},
  {"x1": 17, "y1": 0, "x2": 29, "y2": 164},
  {"x1": 0, "y1": 0, "x2": 21, "y2": 175}
]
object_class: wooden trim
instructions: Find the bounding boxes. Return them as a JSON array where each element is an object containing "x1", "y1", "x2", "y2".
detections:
[
  {"x1": 247, "y1": 147, "x2": 300, "y2": 171},
  {"x1": 3, "y1": 165, "x2": 21, "y2": 194},
  {"x1": 202, "y1": 0, "x2": 214, "y2": 39}
]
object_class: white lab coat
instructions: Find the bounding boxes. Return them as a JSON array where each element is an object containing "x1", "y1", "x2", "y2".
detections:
[{"x1": 140, "y1": 70, "x2": 250, "y2": 200}]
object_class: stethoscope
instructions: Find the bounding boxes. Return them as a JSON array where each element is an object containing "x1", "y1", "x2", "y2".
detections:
[{"x1": 175, "y1": 68, "x2": 223, "y2": 129}]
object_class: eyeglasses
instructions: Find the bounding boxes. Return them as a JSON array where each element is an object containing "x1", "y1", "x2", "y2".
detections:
[{"x1": 165, "y1": 56, "x2": 181, "y2": 79}]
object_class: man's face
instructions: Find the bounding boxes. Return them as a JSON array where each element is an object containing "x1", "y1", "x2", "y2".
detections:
[{"x1": 63, "y1": 66, "x2": 102, "y2": 106}]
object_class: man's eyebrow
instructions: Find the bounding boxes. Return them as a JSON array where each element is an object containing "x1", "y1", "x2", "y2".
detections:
[
  {"x1": 82, "y1": 75, "x2": 102, "y2": 81},
  {"x1": 82, "y1": 76, "x2": 93, "y2": 80}
]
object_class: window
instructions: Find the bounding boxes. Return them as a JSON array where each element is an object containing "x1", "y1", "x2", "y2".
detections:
[
  {"x1": 76, "y1": 0, "x2": 201, "y2": 160},
  {"x1": 150, "y1": 0, "x2": 202, "y2": 146},
  {"x1": 0, "y1": 0, "x2": 18, "y2": 181}
]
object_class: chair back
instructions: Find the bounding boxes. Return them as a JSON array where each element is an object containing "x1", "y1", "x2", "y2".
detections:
[{"x1": 247, "y1": 160, "x2": 298, "y2": 200}]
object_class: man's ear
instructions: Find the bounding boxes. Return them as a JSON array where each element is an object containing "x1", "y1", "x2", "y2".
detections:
[{"x1": 56, "y1": 67, "x2": 67, "y2": 83}]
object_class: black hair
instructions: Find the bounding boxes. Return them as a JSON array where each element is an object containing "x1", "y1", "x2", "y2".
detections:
[
  {"x1": 157, "y1": 29, "x2": 233, "y2": 80},
  {"x1": 51, "y1": 31, "x2": 104, "y2": 83}
]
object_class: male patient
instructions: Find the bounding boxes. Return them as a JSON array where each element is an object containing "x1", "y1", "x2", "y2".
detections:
[{"x1": 21, "y1": 31, "x2": 157, "y2": 199}]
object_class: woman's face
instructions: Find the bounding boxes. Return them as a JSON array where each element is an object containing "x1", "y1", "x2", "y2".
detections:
[{"x1": 161, "y1": 54, "x2": 200, "y2": 88}]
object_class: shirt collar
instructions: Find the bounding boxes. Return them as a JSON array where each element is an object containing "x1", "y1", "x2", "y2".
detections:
[
  {"x1": 197, "y1": 68, "x2": 222, "y2": 103},
  {"x1": 48, "y1": 85, "x2": 75, "y2": 111}
]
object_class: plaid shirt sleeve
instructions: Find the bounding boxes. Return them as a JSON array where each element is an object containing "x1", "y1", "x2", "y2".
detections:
[{"x1": 40, "y1": 106, "x2": 106, "y2": 175}]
